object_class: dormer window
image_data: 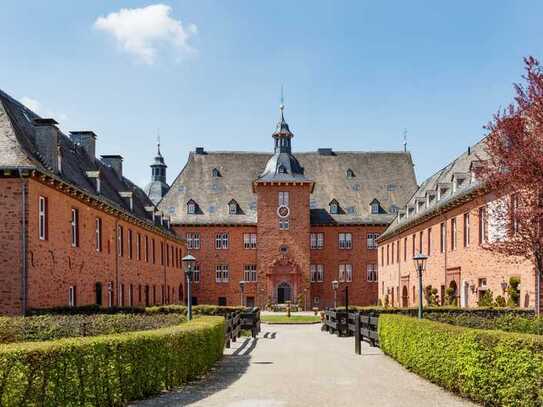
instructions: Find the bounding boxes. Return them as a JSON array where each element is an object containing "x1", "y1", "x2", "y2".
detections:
[
  {"x1": 427, "y1": 192, "x2": 436, "y2": 206},
  {"x1": 228, "y1": 199, "x2": 239, "y2": 215},
  {"x1": 278, "y1": 165, "x2": 287, "y2": 174},
  {"x1": 212, "y1": 168, "x2": 221, "y2": 177},
  {"x1": 329, "y1": 199, "x2": 339, "y2": 215},
  {"x1": 370, "y1": 199, "x2": 381, "y2": 214},
  {"x1": 389, "y1": 205, "x2": 399, "y2": 214},
  {"x1": 407, "y1": 206, "x2": 415, "y2": 216},
  {"x1": 346, "y1": 169, "x2": 355, "y2": 179},
  {"x1": 187, "y1": 199, "x2": 197, "y2": 214}
]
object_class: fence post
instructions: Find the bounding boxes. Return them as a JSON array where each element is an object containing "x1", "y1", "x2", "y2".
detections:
[{"x1": 354, "y1": 312, "x2": 361, "y2": 355}]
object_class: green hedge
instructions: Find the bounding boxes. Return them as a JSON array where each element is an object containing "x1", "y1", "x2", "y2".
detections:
[
  {"x1": 0, "y1": 316, "x2": 224, "y2": 406},
  {"x1": 0, "y1": 313, "x2": 184, "y2": 344},
  {"x1": 379, "y1": 314, "x2": 543, "y2": 406},
  {"x1": 146, "y1": 304, "x2": 244, "y2": 316}
]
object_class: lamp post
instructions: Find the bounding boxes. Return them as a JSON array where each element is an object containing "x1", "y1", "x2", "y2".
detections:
[
  {"x1": 304, "y1": 288, "x2": 308, "y2": 311},
  {"x1": 332, "y1": 280, "x2": 339, "y2": 309},
  {"x1": 413, "y1": 252, "x2": 428, "y2": 319},
  {"x1": 344, "y1": 285, "x2": 349, "y2": 314},
  {"x1": 182, "y1": 254, "x2": 196, "y2": 321},
  {"x1": 239, "y1": 280, "x2": 245, "y2": 307}
]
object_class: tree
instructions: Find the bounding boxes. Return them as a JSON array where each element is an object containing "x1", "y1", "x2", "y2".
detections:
[{"x1": 478, "y1": 57, "x2": 543, "y2": 314}]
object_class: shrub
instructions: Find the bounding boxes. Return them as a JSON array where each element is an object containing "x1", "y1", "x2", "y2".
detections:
[
  {"x1": 507, "y1": 276, "x2": 521, "y2": 307},
  {"x1": 146, "y1": 304, "x2": 243, "y2": 316},
  {"x1": 26, "y1": 305, "x2": 145, "y2": 315},
  {"x1": 379, "y1": 314, "x2": 543, "y2": 406},
  {"x1": 495, "y1": 295, "x2": 507, "y2": 308},
  {"x1": 477, "y1": 289, "x2": 494, "y2": 307},
  {"x1": 0, "y1": 313, "x2": 184, "y2": 344},
  {"x1": 0, "y1": 316, "x2": 224, "y2": 406}
]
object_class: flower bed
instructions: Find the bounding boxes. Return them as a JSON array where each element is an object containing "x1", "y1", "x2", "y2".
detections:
[
  {"x1": 0, "y1": 316, "x2": 224, "y2": 406},
  {"x1": 379, "y1": 314, "x2": 543, "y2": 406}
]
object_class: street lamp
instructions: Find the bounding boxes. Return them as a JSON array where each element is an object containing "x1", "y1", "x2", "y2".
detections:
[
  {"x1": 239, "y1": 280, "x2": 245, "y2": 307},
  {"x1": 413, "y1": 252, "x2": 428, "y2": 319},
  {"x1": 182, "y1": 254, "x2": 196, "y2": 321},
  {"x1": 332, "y1": 280, "x2": 339, "y2": 309}
]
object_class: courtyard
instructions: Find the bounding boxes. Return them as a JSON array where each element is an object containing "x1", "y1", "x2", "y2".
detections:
[{"x1": 132, "y1": 323, "x2": 472, "y2": 407}]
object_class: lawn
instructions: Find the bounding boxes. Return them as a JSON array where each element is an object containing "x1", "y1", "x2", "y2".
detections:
[{"x1": 261, "y1": 315, "x2": 321, "y2": 324}]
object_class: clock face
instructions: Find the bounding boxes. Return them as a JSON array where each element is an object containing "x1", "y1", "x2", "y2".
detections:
[{"x1": 277, "y1": 205, "x2": 290, "y2": 218}]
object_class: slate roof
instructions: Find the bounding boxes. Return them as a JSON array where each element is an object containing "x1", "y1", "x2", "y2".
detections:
[
  {"x1": 0, "y1": 89, "x2": 174, "y2": 234},
  {"x1": 379, "y1": 139, "x2": 488, "y2": 241},
  {"x1": 159, "y1": 150, "x2": 418, "y2": 225}
]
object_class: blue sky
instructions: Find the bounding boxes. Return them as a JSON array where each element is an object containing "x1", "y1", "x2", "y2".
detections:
[{"x1": 1, "y1": 1, "x2": 542, "y2": 188}]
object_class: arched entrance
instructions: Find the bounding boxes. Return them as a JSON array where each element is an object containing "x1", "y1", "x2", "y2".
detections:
[
  {"x1": 277, "y1": 281, "x2": 292, "y2": 304},
  {"x1": 401, "y1": 286, "x2": 409, "y2": 308}
]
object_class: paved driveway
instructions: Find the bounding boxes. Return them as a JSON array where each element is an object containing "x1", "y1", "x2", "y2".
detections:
[{"x1": 131, "y1": 324, "x2": 475, "y2": 407}]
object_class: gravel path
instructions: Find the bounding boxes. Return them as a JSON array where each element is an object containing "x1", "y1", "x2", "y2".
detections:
[{"x1": 131, "y1": 324, "x2": 475, "y2": 407}]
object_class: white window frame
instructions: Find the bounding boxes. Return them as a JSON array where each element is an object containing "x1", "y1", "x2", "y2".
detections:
[
  {"x1": 68, "y1": 286, "x2": 76, "y2": 307},
  {"x1": 330, "y1": 202, "x2": 338, "y2": 214},
  {"x1": 95, "y1": 217, "x2": 102, "y2": 252},
  {"x1": 278, "y1": 191, "x2": 289, "y2": 206},
  {"x1": 215, "y1": 233, "x2": 229, "y2": 249},
  {"x1": 187, "y1": 232, "x2": 201, "y2": 250},
  {"x1": 367, "y1": 233, "x2": 379, "y2": 249},
  {"x1": 229, "y1": 201, "x2": 238, "y2": 215},
  {"x1": 192, "y1": 264, "x2": 200, "y2": 283},
  {"x1": 371, "y1": 202, "x2": 379, "y2": 214},
  {"x1": 244, "y1": 233, "x2": 257, "y2": 249},
  {"x1": 367, "y1": 264, "x2": 378, "y2": 282},
  {"x1": 216, "y1": 265, "x2": 229, "y2": 283},
  {"x1": 128, "y1": 229, "x2": 133, "y2": 259},
  {"x1": 71, "y1": 208, "x2": 79, "y2": 247},
  {"x1": 310, "y1": 264, "x2": 324, "y2": 282},
  {"x1": 279, "y1": 219, "x2": 289, "y2": 230},
  {"x1": 39, "y1": 196, "x2": 47, "y2": 240},
  {"x1": 117, "y1": 225, "x2": 123, "y2": 256},
  {"x1": 339, "y1": 264, "x2": 353, "y2": 282},
  {"x1": 244, "y1": 264, "x2": 257, "y2": 282},
  {"x1": 310, "y1": 233, "x2": 324, "y2": 249},
  {"x1": 338, "y1": 233, "x2": 352, "y2": 249},
  {"x1": 187, "y1": 201, "x2": 196, "y2": 214},
  {"x1": 137, "y1": 233, "x2": 141, "y2": 260}
]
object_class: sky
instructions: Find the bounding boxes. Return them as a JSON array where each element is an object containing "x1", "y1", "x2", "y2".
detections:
[{"x1": 1, "y1": 1, "x2": 542, "y2": 188}]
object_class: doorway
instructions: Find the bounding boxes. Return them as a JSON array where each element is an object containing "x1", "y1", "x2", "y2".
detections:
[
  {"x1": 401, "y1": 286, "x2": 409, "y2": 308},
  {"x1": 277, "y1": 282, "x2": 292, "y2": 304}
]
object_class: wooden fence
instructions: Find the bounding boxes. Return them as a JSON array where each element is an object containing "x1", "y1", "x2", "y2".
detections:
[
  {"x1": 224, "y1": 307, "x2": 261, "y2": 348},
  {"x1": 322, "y1": 309, "x2": 379, "y2": 353}
]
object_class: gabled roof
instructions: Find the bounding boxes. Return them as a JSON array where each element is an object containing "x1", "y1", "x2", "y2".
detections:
[
  {"x1": 379, "y1": 139, "x2": 489, "y2": 241},
  {"x1": 159, "y1": 150, "x2": 418, "y2": 225},
  {"x1": 0, "y1": 89, "x2": 175, "y2": 236}
]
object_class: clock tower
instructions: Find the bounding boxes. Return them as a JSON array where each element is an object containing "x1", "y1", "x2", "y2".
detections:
[{"x1": 254, "y1": 104, "x2": 313, "y2": 308}]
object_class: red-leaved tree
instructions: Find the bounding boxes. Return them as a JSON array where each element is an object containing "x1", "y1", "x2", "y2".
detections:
[{"x1": 479, "y1": 57, "x2": 543, "y2": 313}]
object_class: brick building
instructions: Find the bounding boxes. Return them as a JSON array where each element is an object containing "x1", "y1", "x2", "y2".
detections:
[
  {"x1": 377, "y1": 139, "x2": 539, "y2": 311},
  {"x1": 0, "y1": 90, "x2": 185, "y2": 315},
  {"x1": 159, "y1": 104, "x2": 417, "y2": 308}
]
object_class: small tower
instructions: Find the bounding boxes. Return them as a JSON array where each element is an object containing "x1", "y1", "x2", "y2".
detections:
[{"x1": 144, "y1": 139, "x2": 170, "y2": 205}]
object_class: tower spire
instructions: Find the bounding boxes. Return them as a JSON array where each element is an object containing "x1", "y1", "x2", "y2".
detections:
[
  {"x1": 280, "y1": 84, "x2": 285, "y2": 120},
  {"x1": 403, "y1": 129, "x2": 408, "y2": 152},
  {"x1": 157, "y1": 129, "x2": 161, "y2": 156}
]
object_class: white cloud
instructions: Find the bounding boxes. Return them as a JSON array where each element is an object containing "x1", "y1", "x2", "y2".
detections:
[
  {"x1": 21, "y1": 97, "x2": 41, "y2": 113},
  {"x1": 93, "y1": 4, "x2": 197, "y2": 64}
]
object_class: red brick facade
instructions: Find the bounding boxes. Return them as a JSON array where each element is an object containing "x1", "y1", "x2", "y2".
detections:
[
  {"x1": 175, "y1": 183, "x2": 384, "y2": 309},
  {"x1": 0, "y1": 175, "x2": 185, "y2": 315},
  {"x1": 378, "y1": 191, "x2": 538, "y2": 310}
]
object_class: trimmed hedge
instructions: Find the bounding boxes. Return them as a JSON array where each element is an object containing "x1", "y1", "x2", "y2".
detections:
[
  {"x1": 146, "y1": 304, "x2": 244, "y2": 316},
  {"x1": 379, "y1": 314, "x2": 543, "y2": 406},
  {"x1": 0, "y1": 316, "x2": 224, "y2": 406},
  {"x1": 0, "y1": 313, "x2": 184, "y2": 344},
  {"x1": 26, "y1": 305, "x2": 146, "y2": 315}
]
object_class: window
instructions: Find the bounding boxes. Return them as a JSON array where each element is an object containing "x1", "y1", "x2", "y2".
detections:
[
  {"x1": 212, "y1": 168, "x2": 221, "y2": 177},
  {"x1": 463, "y1": 213, "x2": 470, "y2": 247},
  {"x1": 279, "y1": 219, "x2": 289, "y2": 230},
  {"x1": 511, "y1": 194, "x2": 519, "y2": 235},
  {"x1": 427, "y1": 228, "x2": 432, "y2": 255},
  {"x1": 411, "y1": 234, "x2": 415, "y2": 256},
  {"x1": 278, "y1": 191, "x2": 289, "y2": 206},
  {"x1": 419, "y1": 232, "x2": 423, "y2": 255},
  {"x1": 479, "y1": 207, "x2": 488, "y2": 244},
  {"x1": 381, "y1": 246, "x2": 384, "y2": 266},
  {"x1": 451, "y1": 218, "x2": 457, "y2": 250},
  {"x1": 278, "y1": 165, "x2": 287, "y2": 174},
  {"x1": 339, "y1": 233, "x2": 352, "y2": 249},
  {"x1": 128, "y1": 229, "x2": 133, "y2": 259},
  {"x1": 310, "y1": 264, "x2": 324, "y2": 282},
  {"x1": 160, "y1": 242, "x2": 164, "y2": 265},
  {"x1": 215, "y1": 233, "x2": 229, "y2": 249},
  {"x1": 187, "y1": 233, "x2": 201, "y2": 249},
  {"x1": 329, "y1": 200, "x2": 339, "y2": 214},
  {"x1": 397, "y1": 240, "x2": 400, "y2": 263},
  {"x1": 117, "y1": 225, "x2": 124, "y2": 256},
  {"x1": 386, "y1": 244, "x2": 389, "y2": 265},
  {"x1": 216, "y1": 265, "x2": 229, "y2": 283},
  {"x1": 313, "y1": 296, "x2": 320, "y2": 305},
  {"x1": 346, "y1": 169, "x2": 355, "y2": 178},
  {"x1": 339, "y1": 264, "x2": 353, "y2": 282},
  {"x1": 311, "y1": 233, "x2": 324, "y2": 249},
  {"x1": 228, "y1": 200, "x2": 238, "y2": 215},
  {"x1": 440, "y1": 222, "x2": 446, "y2": 253},
  {"x1": 192, "y1": 264, "x2": 200, "y2": 283},
  {"x1": 371, "y1": 200, "x2": 380, "y2": 214},
  {"x1": 38, "y1": 196, "x2": 47, "y2": 240},
  {"x1": 244, "y1": 264, "x2": 257, "y2": 282},
  {"x1": 367, "y1": 233, "x2": 379, "y2": 249},
  {"x1": 152, "y1": 239, "x2": 156, "y2": 264},
  {"x1": 71, "y1": 208, "x2": 79, "y2": 247},
  {"x1": 403, "y1": 237, "x2": 407, "y2": 261},
  {"x1": 137, "y1": 233, "x2": 141, "y2": 260},
  {"x1": 391, "y1": 242, "x2": 395, "y2": 264},
  {"x1": 95, "y1": 217, "x2": 102, "y2": 252},
  {"x1": 68, "y1": 286, "x2": 76, "y2": 307},
  {"x1": 367, "y1": 264, "x2": 377, "y2": 282},
  {"x1": 145, "y1": 236, "x2": 149, "y2": 262},
  {"x1": 244, "y1": 233, "x2": 257, "y2": 249},
  {"x1": 187, "y1": 200, "x2": 196, "y2": 214}
]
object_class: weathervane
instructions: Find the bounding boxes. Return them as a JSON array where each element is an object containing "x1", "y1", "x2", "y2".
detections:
[{"x1": 403, "y1": 129, "x2": 408, "y2": 152}]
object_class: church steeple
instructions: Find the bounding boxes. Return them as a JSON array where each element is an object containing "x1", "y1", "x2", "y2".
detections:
[
  {"x1": 144, "y1": 137, "x2": 170, "y2": 205},
  {"x1": 272, "y1": 100, "x2": 294, "y2": 154}
]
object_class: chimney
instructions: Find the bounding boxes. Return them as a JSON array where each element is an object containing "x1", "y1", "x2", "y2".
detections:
[
  {"x1": 33, "y1": 118, "x2": 60, "y2": 172},
  {"x1": 71, "y1": 131, "x2": 97, "y2": 159},
  {"x1": 101, "y1": 155, "x2": 123, "y2": 178},
  {"x1": 317, "y1": 148, "x2": 334, "y2": 156},
  {"x1": 195, "y1": 147, "x2": 206, "y2": 155}
]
